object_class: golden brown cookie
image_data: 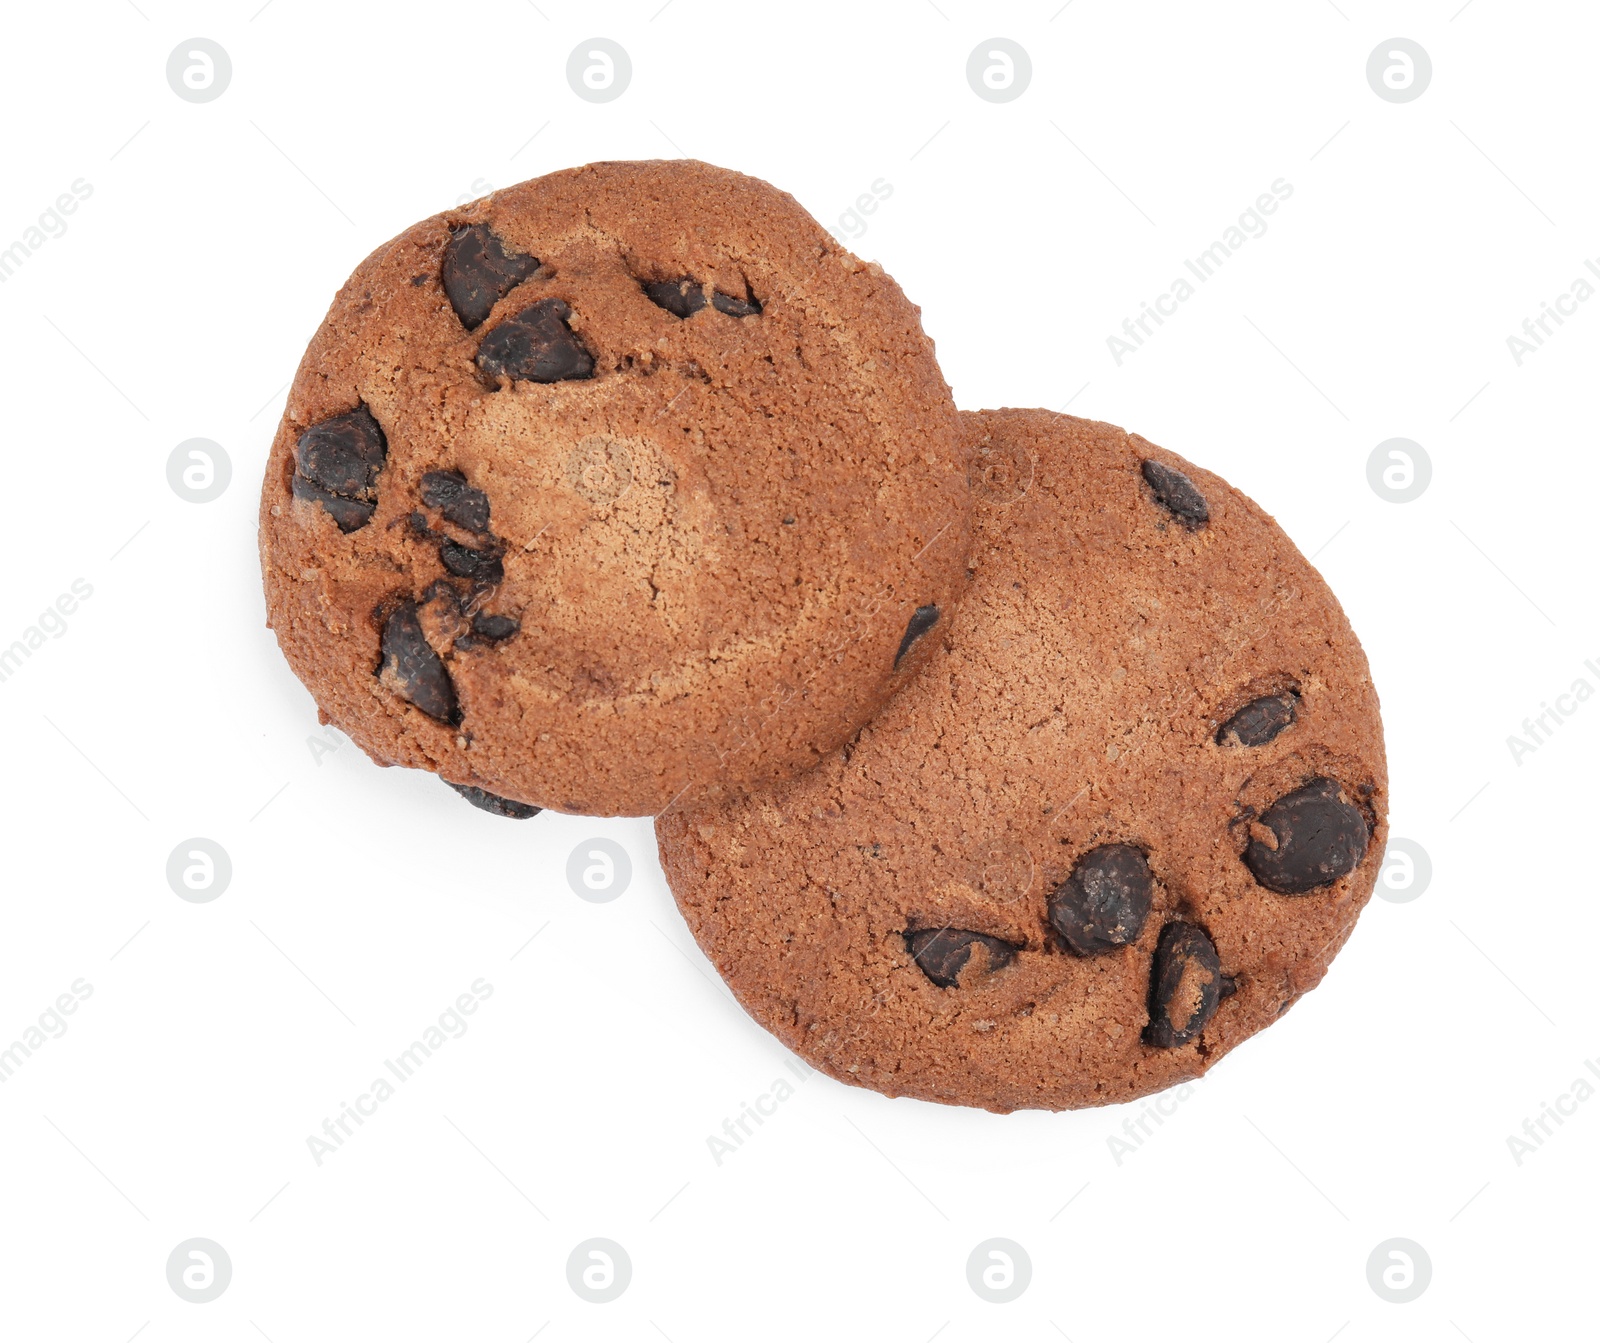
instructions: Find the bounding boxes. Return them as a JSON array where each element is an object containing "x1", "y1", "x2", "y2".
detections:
[
  {"x1": 656, "y1": 409, "x2": 1387, "y2": 1111},
  {"x1": 259, "y1": 160, "x2": 967, "y2": 817}
]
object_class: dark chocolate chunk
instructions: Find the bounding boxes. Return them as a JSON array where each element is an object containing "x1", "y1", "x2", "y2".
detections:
[
  {"x1": 1244, "y1": 777, "x2": 1370, "y2": 894},
  {"x1": 293, "y1": 405, "x2": 388, "y2": 532},
  {"x1": 472, "y1": 613, "x2": 519, "y2": 641},
  {"x1": 379, "y1": 603, "x2": 457, "y2": 723},
  {"x1": 1048, "y1": 844, "x2": 1154, "y2": 956},
  {"x1": 296, "y1": 407, "x2": 387, "y2": 496},
  {"x1": 476, "y1": 298, "x2": 594, "y2": 384},
  {"x1": 1144, "y1": 922, "x2": 1222, "y2": 1048},
  {"x1": 643, "y1": 278, "x2": 761, "y2": 319},
  {"x1": 447, "y1": 781, "x2": 541, "y2": 819},
  {"x1": 291, "y1": 476, "x2": 374, "y2": 532},
  {"x1": 1217, "y1": 693, "x2": 1298, "y2": 748},
  {"x1": 894, "y1": 604, "x2": 941, "y2": 668},
  {"x1": 441, "y1": 225, "x2": 540, "y2": 330},
  {"x1": 642, "y1": 279, "x2": 707, "y2": 318},
  {"x1": 420, "y1": 470, "x2": 491, "y2": 532},
  {"x1": 421, "y1": 578, "x2": 463, "y2": 609},
  {"x1": 905, "y1": 928, "x2": 1018, "y2": 988},
  {"x1": 710, "y1": 289, "x2": 761, "y2": 317},
  {"x1": 1141, "y1": 459, "x2": 1208, "y2": 529},
  {"x1": 439, "y1": 541, "x2": 504, "y2": 584}
]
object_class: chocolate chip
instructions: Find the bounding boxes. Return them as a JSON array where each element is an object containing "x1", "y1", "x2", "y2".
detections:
[
  {"x1": 476, "y1": 298, "x2": 594, "y2": 383},
  {"x1": 379, "y1": 602, "x2": 457, "y2": 723},
  {"x1": 291, "y1": 478, "x2": 375, "y2": 532},
  {"x1": 1244, "y1": 777, "x2": 1370, "y2": 894},
  {"x1": 447, "y1": 781, "x2": 541, "y2": 819},
  {"x1": 1048, "y1": 844, "x2": 1154, "y2": 956},
  {"x1": 894, "y1": 604, "x2": 940, "y2": 668},
  {"x1": 1141, "y1": 459, "x2": 1208, "y2": 529},
  {"x1": 471, "y1": 613, "x2": 519, "y2": 641},
  {"x1": 642, "y1": 279, "x2": 707, "y2": 318},
  {"x1": 441, "y1": 225, "x2": 540, "y2": 330},
  {"x1": 1217, "y1": 693, "x2": 1298, "y2": 747},
  {"x1": 905, "y1": 928, "x2": 1018, "y2": 988},
  {"x1": 293, "y1": 405, "x2": 387, "y2": 532},
  {"x1": 643, "y1": 278, "x2": 761, "y2": 319},
  {"x1": 419, "y1": 577, "x2": 463, "y2": 612},
  {"x1": 1144, "y1": 922, "x2": 1222, "y2": 1048},
  {"x1": 710, "y1": 289, "x2": 761, "y2": 317},
  {"x1": 420, "y1": 470, "x2": 491, "y2": 532},
  {"x1": 296, "y1": 410, "x2": 386, "y2": 497},
  {"x1": 439, "y1": 541, "x2": 504, "y2": 584}
]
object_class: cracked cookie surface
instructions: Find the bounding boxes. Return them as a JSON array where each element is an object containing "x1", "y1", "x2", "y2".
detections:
[
  {"x1": 259, "y1": 160, "x2": 967, "y2": 816},
  {"x1": 655, "y1": 409, "x2": 1387, "y2": 1111}
]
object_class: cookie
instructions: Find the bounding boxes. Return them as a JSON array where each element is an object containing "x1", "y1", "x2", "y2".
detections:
[
  {"x1": 259, "y1": 160, "x2": 968, "y2": 817},
  {"x1": 656, "y1": 409, "x2": 1387, "y2": 1111}
]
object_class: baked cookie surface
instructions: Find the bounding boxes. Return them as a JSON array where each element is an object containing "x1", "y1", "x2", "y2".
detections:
[
  {"x1": 259, "y1": 160, "x2": 967, "y2": 817},
  {"x1": 656, "y1": 409, "x2": 1387, "y2": 1111}
]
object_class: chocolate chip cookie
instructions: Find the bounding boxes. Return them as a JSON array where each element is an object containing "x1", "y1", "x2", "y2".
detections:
[
  {"x1": 656, "y1": 409, "x2": 1387, "y2": 1111},
  {"x1": 259, "y1": 160, "x2": 967, "y2": 817}
]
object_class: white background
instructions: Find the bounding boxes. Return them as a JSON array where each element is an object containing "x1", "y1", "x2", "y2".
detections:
[{"x1": 1, "y1": 1, "x2": 1594, "y2": 1338}]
